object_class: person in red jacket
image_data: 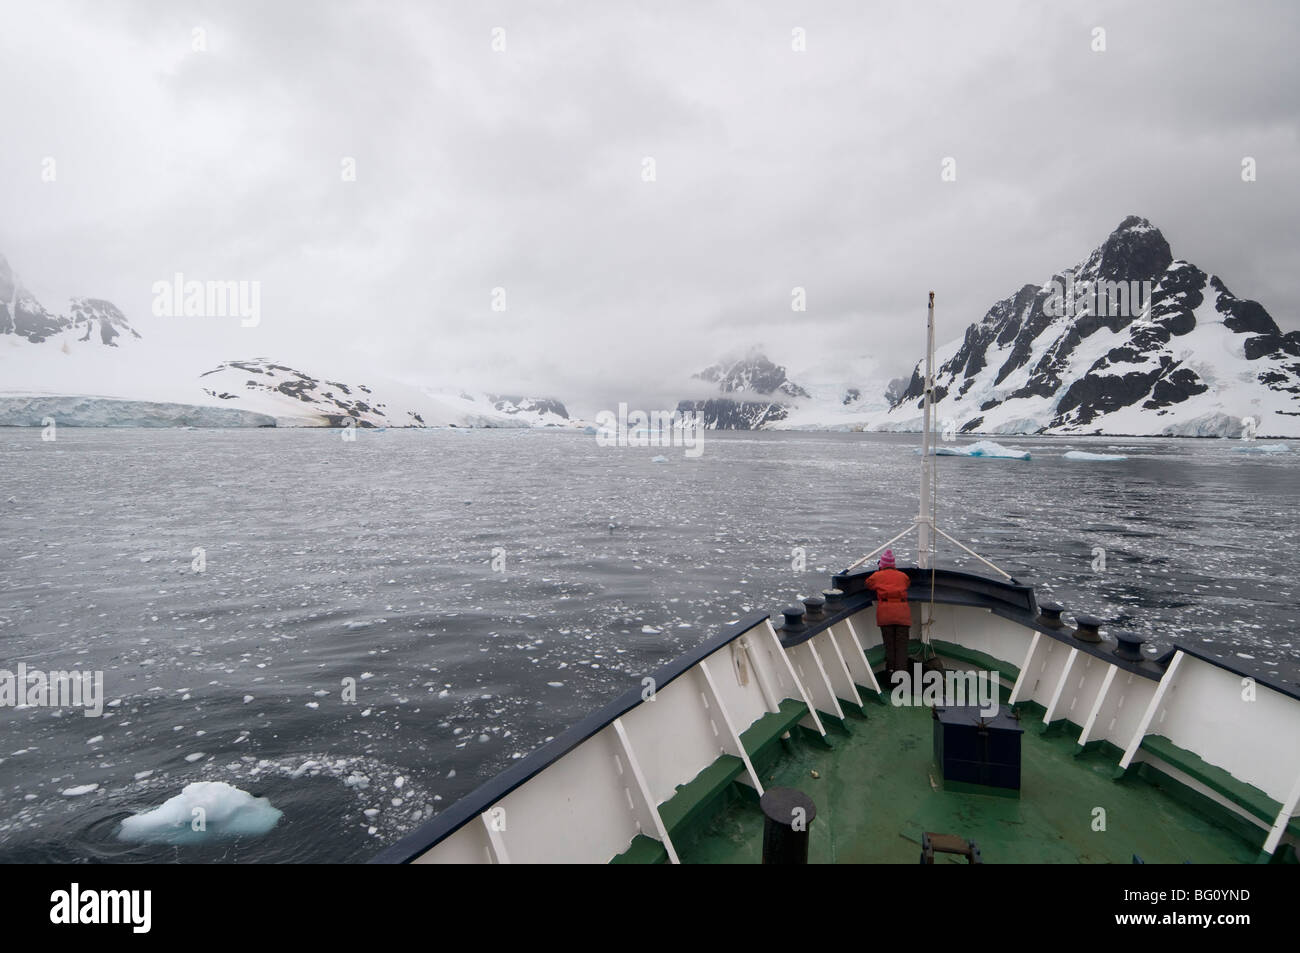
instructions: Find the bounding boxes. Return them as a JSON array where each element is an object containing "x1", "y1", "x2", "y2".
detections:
[{"x1": 865, "y1": 550, "x2": 911, "y2": 682}]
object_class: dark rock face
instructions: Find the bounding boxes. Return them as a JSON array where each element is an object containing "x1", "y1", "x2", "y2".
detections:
[
  {"x1": 1055, "y1": 364, "x2": 1169, "y2": 425},
  {"x1": 1211, "y1": 276, "x2": 1278, "y2": 336},
  {"x1": 1047, "y1": 261, "x2": 1289, "y2": 430},
  {"x1": 885, "y1": 217, "x2": 1300, "y2": 434},
  {"x1": 677, "y1": 354, "x2": 809, "y2": 429},
  {"x1": 1097, "y1": 214, "x2": 1174, "y2": 282},
  {"x1": 1145, "y1": 367, "x2": 1209, "y2": 409},
  {"x1": 675, "y1": 397, "x2": 791, "y2": 430},
  {"x1": 12, "y1": 293, "x2": 66, "y2": 343}
]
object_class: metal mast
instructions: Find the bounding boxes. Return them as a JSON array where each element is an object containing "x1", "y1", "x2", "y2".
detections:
[
  {"x1": 848, "y1": 288, "x2": 1011, "y2": 583},
  {"x1": 917, "y1": 291, "x2": 936, "y2": 569}
]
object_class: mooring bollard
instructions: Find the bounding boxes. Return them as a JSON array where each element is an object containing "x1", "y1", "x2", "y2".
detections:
[{"x1": 760, "y1": 787, "x2": 817, "y2": 864}]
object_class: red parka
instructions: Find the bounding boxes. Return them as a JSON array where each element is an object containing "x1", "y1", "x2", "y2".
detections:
[{"x1": 865, "y1": 568, "x2": 912, "y2": 627}]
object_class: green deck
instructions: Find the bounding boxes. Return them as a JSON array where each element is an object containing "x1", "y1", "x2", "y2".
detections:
[{"x1": 669, "y1": 698, "x2": 1270, "y2": 864}]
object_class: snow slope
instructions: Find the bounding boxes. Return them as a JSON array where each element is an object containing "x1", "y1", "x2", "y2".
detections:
[{"x1": 0, "y1": 253, "x2": 577, "y2": 429}]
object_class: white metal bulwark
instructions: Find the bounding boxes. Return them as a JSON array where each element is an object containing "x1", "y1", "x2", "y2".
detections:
[
  {"x1": 1120, "y1": 649, "x2": 1185, "y2": 769},
  {"x1": 696, "y1": 660, "x2": 765, "y2": 794},
  {"x1": 1262, "y1": 766, "x2": 1300, "y2": 855},
  {"x1": 1078, "y1": 664, "x2": 1119, "y2": 747},
  {"x1": 764, "y1": 619, "x2": 826, "y2": 736},
  {"x1": 1007, "y1": 632, "x2": 1042, "y2": 705},
  {"x1": 1042, "y1": 647, "x2": 1079, "y2": 725},
  {"x1": 612, "y1": 718, "x2": 680, "y2": 863}
]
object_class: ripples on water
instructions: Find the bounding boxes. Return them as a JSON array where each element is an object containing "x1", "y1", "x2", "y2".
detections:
[{"x1": 0, "y1": 428, "x2": 1295, "y2": 862}]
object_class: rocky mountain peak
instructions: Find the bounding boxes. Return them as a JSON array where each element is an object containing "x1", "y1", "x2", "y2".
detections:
[
  {"x1": 695, "y1": 353, "x2": 809, "y2": 399},
  {"x1": 678, "y1": 352, "x2": 811, "y2": 429},
  {"x1": 882, "y1": 218, "x2": 1300, "y2": 437},
  {"x1": 1095, "y1": 215, "x2": 1173, "y2": 282}
]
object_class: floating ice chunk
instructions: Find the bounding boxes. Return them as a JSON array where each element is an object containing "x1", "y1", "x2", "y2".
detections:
[
  {"x1": 924, "y1": 440, "x2": 1030, "y2": 460},
  {"x1": 650, "y1": 455, "x2": 668, "y2": 463},
  {"x1": 1064, "y1": 450, "x2": 1128, "y2": 461},
  {"x1": 118, "y1": 781, "x2": 282, "y2": 844},
  {"x1": 62, "y1": 783, "x2": 99, "y2": 797},
  {"x1": 641, "y1": 625, "x2": 662, "y2": 634},
  {"x1": 1232, "y1": 443, "x2": 1289, "y2": 453}
]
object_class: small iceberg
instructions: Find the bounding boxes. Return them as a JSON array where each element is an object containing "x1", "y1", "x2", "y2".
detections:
[
  {"x1": 1064, "y1": 450, "x2": 1128, "y2": 461},
  {"x1": 926, "y1": 440, "x2": 1030, "y2": 460},
  {"x1": 118, "y1": 781, "x2": 283, "y2": 845},
  {"x1": 582, "y1": 425, "x2": 598, "y2": 435},
  {"x1": 1232, "y1": 443, "x2": 1289, "y2": 454},
  {"x1": 650, "y1": 455, "x2": 669, "y2": 463}
]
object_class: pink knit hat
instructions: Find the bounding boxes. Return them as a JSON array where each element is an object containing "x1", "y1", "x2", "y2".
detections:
[{"x1": 879, "y1": 549, "x2": 896, "y2": 569}]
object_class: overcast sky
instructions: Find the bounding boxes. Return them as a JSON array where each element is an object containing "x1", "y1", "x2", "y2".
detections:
[{"x1": 3, "y1": 0, "x2": 1297, "y2": 415}]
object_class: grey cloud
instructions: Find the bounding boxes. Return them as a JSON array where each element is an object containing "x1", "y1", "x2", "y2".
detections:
[{"x1": 2, "y1": 0, "x2": 1295, "y2": 414}]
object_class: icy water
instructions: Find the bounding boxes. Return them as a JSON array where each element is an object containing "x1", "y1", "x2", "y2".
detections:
[{"x1": 0, "y1": 428, "x2": 1296, "y2": 863}]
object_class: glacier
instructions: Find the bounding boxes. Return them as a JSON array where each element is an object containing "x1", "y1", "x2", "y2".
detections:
[{"x1": 0, "y1": 395, "x2": 276, "y2": 427}]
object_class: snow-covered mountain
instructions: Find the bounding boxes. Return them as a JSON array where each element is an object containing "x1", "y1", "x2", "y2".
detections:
[
  {"x1": 675, "y1": 351, "x2": 897, "y2": 430},
  {"x1": 879, "y1": 217, "x2": 1300, "y2": 437},
  {"x1": 1, "y1": 254, "x2": 141, "y2": 350},
  {"x1": 681, "y1": 218, "x2": 1300, "y2": 436},
  {"x1": 483, "y1": 394, "x2": 570, "y2": 424},
  {"x1": 675, "y1": 353, "x2": 810, "y2": 429},
  {"x1": 197, "y1": 361, "x2": 574, "y2": 428},
  {"x1": 0, "y1": 253, "x2": 575, "y2": 428}
]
